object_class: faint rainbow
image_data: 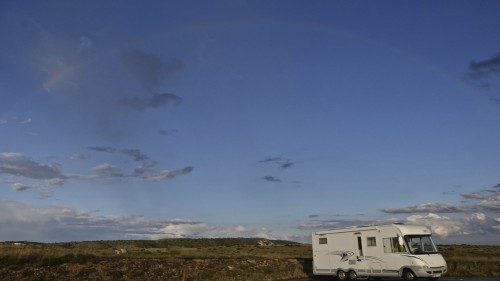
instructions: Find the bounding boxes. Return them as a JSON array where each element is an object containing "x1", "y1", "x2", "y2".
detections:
[
  {"x1": 201, "y1": 19, "x2": 490, "y2": 106},
  {"x1": 153, "y1": 18, "x2": 464, "y2": 86},
  {"x1": 42, "y1": 61, "x2": 83, "y2": 92}
]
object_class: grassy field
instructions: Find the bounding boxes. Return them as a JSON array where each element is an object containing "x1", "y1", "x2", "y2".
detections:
[
  {"x1": 439, "y1": 244, "x2": 500, "y2": 277},
  {"x1": 0, "y1": 239, "x2": 498, "y2": 280}
]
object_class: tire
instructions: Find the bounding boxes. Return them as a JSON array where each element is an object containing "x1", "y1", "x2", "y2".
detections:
[
  {"x1": 337, "y1": 270, "x2": 347, "y2": 281},
  {"x1": 403, "y1": 269, "x2": 418, "y2": 281},
  {"x1": 348, "y1": 270, "x2": 357, "y2": 281}
]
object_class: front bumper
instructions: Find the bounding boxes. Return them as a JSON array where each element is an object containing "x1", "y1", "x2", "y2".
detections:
[{"x1": 413, "y1": 266, "x2": 447, "y2": 277}]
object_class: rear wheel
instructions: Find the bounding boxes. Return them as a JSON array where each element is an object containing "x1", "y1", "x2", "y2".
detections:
[
  {"x1": 403, "y1": 269, "x2": 418, "y2": 281},
  {"x1": 348, "y1": 270, "x2": 357, "y2": 280},
  {"x1": 337, "y1": 270, "x2": 347, "y2": 281}
]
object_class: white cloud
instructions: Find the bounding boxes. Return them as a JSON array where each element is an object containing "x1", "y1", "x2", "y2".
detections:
[
  {"x1": 461, "y1": 192, "x2": 486, "y2": 200},
  {"x1": 143, "y1": 166, "x2": 193, "y2": 182},
  {"x1": 45, "y1": 178, "x2": 65, "y2": 187},
  {"x1": 477, "y1": 194, "x2": 500, "y2": 210},
  {"x1": 91, "y1": 163, "x2": 120, "y2": 173},
  {"x1": 70, "y1": 153, "x2": 86, "y2": 160},
  {"x1": 0, "y1": 200, "x2": 276, "y2": 242},
  {"x1": 0, "y1": 152, "x2": 64, "y2": 180},
  {"x1": 470, "y1": 212, "x2": 486, "y2": 221},
  {"x1": 406, "y1": 213, "x2": 463, "y2": 238},
  {"x1": 159, "y1": 223, "x2": 272, "y2": 239},
  {"x1": 20, "y1": 117, "x2": 32, "y2": 124},
  {"x1": 11, "y1": 182, "x2": 33, "y2": 191},
  {"x1": 381, "y1": 203, "x2": 467, "y2": 214},
  {"x1": 0, "y1": 119, "x2": 6, "y2": 125},
  {"x1": 405, "y1": 212, "x2": 500, "y2": 240}
]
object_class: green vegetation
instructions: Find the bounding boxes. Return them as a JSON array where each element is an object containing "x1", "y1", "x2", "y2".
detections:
[
  {"x1": 439, "y1": 244, "x2": 500, "y2": 277},
  {"x1": 0, "y1": 239, "x2": 498, "y2": 280}
]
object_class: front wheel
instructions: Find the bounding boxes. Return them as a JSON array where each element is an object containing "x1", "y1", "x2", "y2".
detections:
[
  {"x1": 403, "y1": 269, "x2": 418, "y2": 281},
  {"x1": 337, "y1": 270, "x2": 347, "y2": 281}
]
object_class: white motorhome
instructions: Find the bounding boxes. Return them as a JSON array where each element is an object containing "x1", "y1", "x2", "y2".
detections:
[{"x1": 312, "y1": 223, "x2": 447, "y2": 281}]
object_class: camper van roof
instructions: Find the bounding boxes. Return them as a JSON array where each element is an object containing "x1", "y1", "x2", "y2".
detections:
[{"x1": 313, "y1": 223, "x2": 432, "y2": 236}]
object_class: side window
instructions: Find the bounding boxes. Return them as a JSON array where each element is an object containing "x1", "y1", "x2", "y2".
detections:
[
  {"x1": 391, "y1": 237, "x2": 404, "y2": 252},
  {"x1": 367, "y1": 237, "x2": 376, "y2": 247},
  {"x1": 383, "y1": 238, "x2": 391, "y2": 253},
  {"x1": 319, "y1": 237, "x2": 327, "y2": 245},
  {"x1": 383, "y1": 237, "x2": 406, "y2": 253}
]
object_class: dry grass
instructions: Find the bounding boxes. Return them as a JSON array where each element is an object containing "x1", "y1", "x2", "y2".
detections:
[
  {"x1": 0, "y1": 240, "x2": 310, "y2": 281},
  {"x1": 0, "y1": 240, "x2": 498, "y2": 280},
  {"x1": 439, "y1": 244, "x2": 500, "y2": 277}
]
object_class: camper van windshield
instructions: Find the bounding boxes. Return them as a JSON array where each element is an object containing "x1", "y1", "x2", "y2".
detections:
[{"x1": 405, "y1": 235, "x2": 438, "y2": 254}]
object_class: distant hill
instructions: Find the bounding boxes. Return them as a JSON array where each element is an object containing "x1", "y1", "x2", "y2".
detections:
[
  {"x1": 144, "y1": 237, "x2": 300, "y2": 248},
  {"x1": 34, "y1": 237, "x2": 301, "y2": 249}
]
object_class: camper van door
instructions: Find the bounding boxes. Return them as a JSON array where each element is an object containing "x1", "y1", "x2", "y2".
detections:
[{"x1": 354, "y1": 233, "x2": 365, "y2": 274}]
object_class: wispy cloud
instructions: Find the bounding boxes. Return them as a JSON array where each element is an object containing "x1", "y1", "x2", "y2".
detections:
[
  {"x1": 14, "y1": 19, "x2": 185, "y2": 139},
  {"x1": 259, "y1": 157, "x2": 282, "y2": 163},
  {"x1": 463, "y1": 52, "x2": 500, "y2": 89},
  {"x1": 404, "y1": 212, "x2": 500, "y2": 239},
  {"x1": 11, "y1": 182, "x2": 33, "y2": 191},
  {"x1": 0, "y1": 200, "x2": 275, "y2": 242},
  {"x1": 159, "y1": 129, "x2": 177, "y2": 136},
  {"x1": 476, "y1": 194, "x2": 500, "y2": 211},
  {"x1": 466, "y1": 53, "x2": 500, "y2": 80},
  {"x1": 91, "y1": 163, "x2": 122, "y2": 174},
  {"x1": 85, "y1": 147, "x2": 191, "y2": 182},
  {"x1": 461, "y1": 192, "x2": 486, "y2": 200},
  {"x1": 143, "y1": 166, "x2": 193, "y2": 182},
  {"x1": 263, "y1": 175, "x2": 281, "y2": 182},
  {"x1": 87, "y1": 146, "x2": 117, "y2": 153},
  {"x1": 0, "y1": 152, "x2": 65, "y2": 180},
  {"x1": 70, "y1": 153, "x2": 86, "y2": 160},
  {"x1": 300, "y1": 183, "x2": 500, "y2": 243},
  {"x1": 118, "y1": 49, "x2": 184, "y2": 111},
  {"x1": 300, "y1": 211, "x2": 500, "y2": 243},
  {"x1": 259, "y1": 157, "x2": 295, "y2": 169},
  {"x1": 370, "y1": 184, "x2": 500, "y2": 241},
  {"x1": 259, "y1": 156, "x2": 296, "y2": 184},
  {"x1": 0, "y1": 149, "x2": 193, "y2": 197},
  {"x1": 381, "y1": 203, "x2": 468, "y2": 214},
  {"x1": 461, "y1": 187, "x2": 500, "y2": 211},
  {"x1": 121, "y1": 49, "x2": 183, "y2": 93},
  {"x1": 119, "y1": 92, "x2": 183, "y2": 111},
  {"x1": 298, "y1": 218, "x2": 380, "y2": 230},
  {"x1": 122, "y1": 148, "x2": 150, "y2": 162},
  {"x1": 20, "y1": 117, "x2": 32, "y2": 124}
]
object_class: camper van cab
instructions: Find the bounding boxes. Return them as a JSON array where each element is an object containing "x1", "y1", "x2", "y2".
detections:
[{"x1": 312, "y1": 223, "x2": 447, "y2": 281}]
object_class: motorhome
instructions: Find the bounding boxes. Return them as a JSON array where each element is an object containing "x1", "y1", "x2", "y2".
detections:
[{"x1": 312, "y1": 223, "x2": 447, "y2": 281}]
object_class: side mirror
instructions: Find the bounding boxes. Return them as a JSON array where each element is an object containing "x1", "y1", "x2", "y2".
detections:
[{"x1": 398, "y1": 236, "x2": 404, "y2": 246}]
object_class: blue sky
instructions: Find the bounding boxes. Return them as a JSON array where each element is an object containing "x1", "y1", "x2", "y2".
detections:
[{"x1": 1, "y1": 0, "x2": 500, "y2": 244}]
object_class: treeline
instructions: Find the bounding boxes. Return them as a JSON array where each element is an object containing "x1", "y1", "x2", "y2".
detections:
[
  {"x1": 153, "y1": 238, "x2": 298, "y2": 248},
  {"x1": 46, "y1": 238, "x2": 299, "y2": 249}
]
